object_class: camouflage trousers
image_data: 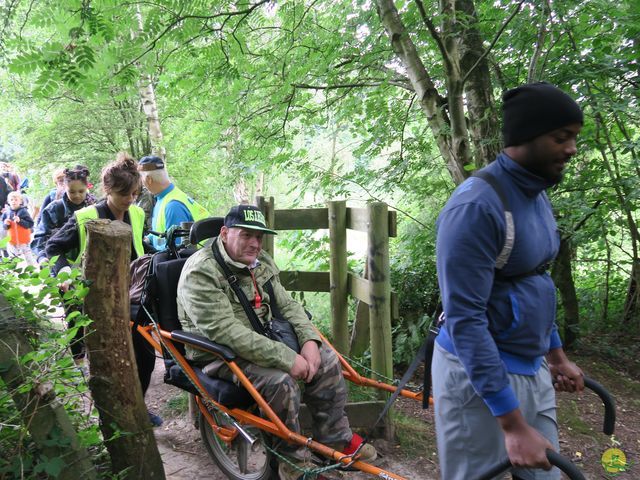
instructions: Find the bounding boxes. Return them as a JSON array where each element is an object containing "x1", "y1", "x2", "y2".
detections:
[{"x1": 207, "y1": 342, "x2": 352, "y2": 460}]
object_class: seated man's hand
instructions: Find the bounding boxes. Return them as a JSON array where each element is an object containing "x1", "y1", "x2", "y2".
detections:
[
  {"x1": 300, "y1": 341, "x2": 321, "y2": 383},
  {"x1": 290, "y1": 354, "x2": 310, "y2": 381}
]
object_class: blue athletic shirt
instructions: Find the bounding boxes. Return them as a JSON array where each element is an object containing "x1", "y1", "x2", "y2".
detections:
[
  {"x1": 435, "y1": 153, "x2": 563, "y2": 416},
  {"x1": 149, "y1": 183, "x2": 192, "y2": 249}
]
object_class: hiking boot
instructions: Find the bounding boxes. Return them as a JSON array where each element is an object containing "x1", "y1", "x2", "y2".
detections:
[
  {"x1": 148, "y1": 410, "x2": 163, "y2": 427},
  {"x1": 340, "y1": 433, "x2": 377, "y2": 462}
]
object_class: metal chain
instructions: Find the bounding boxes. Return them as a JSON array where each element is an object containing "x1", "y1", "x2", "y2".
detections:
[
  {"x1": 265, "y1": 444, "x2": 350, "y2": 478},
  {"x1": 339, "y1": 352, "x2": 424, "y2": 392}
]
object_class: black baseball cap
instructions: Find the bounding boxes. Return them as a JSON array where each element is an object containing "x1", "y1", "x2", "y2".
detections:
[
  {"x1": 224, "y1": 205, "x2": 277, "y2": 235},
  {"x1": 138, "y1": 155, "x2": 165, "y2": 171}
]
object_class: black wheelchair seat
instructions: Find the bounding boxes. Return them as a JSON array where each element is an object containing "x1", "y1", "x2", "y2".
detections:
[{"x1": 164, "y1": 359, "x2": 253, "y2": 408}]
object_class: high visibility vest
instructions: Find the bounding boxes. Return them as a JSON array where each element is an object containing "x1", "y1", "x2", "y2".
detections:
[
  {"x1": 153, "y1": 186, "x2": 209, "y2": 234},
  {"x1": 75, "y1": 205, "x2": 145, "y2": 264}
]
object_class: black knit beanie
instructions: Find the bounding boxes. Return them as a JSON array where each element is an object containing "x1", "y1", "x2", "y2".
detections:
[{"x1": 502, "y1": 82, "x2": 583, "y2": 147}]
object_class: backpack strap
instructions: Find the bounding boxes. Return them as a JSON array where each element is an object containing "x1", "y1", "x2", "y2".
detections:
[
  {"x1": 472, "y1": 170, "x2": 551, "y2": 279},
  {"x1": 263, "y1": 279, "x2": 283, "y2": 319},
  {"x1": 211, "y1": 239, "x2": 270, "y2": 337},
  {"x1": 472, "y1": 170, "x2": 514, "y2": 270}
]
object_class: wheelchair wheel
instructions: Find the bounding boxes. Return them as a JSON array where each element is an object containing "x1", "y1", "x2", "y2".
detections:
[{"x1": 199, "y1": 410, "x2": 274, "y2": 480}]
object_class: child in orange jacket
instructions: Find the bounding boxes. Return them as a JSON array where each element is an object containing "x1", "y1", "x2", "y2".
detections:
[{"x1": 2, "y1": 191, "x2": 37, "y2": 266}]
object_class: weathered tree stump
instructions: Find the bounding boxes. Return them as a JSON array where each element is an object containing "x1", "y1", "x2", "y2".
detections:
[
  {"x1": 83, "y1": 219, "x2": 165, "y2": 479},
  {"x1": 0, "y1": 295, "x2": 97, "y2": 480}
]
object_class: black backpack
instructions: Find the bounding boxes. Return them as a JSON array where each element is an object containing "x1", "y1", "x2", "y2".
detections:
[{"x1": 0, "y1": 175, "x2": 12, "y2": 208}]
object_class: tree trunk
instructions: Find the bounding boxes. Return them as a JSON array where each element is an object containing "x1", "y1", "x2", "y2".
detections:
[
  {"x1": 623, "y1": 259, "x2": 640, "y2": 326},
  {"x1": 456, "y1": 0, "x2": 500, "y2": 167},
  {"x1": 374, "y1": 0, "x2": 470, "y2": 184},
  {"x1": 0, "y1": 296, "x2": 97, "y2": 480},
  {"x1": 136, "y1": 6, "x2": 165, "y2": 158},
  {"x1": 526, "y1": 0, "x2": 551, "y2": 83},
  {"x1": 83, "y1": 219, "x2": 165, "y2": 479},
  {"x1": 551, "y1": 238, "x2": 580, "y2": 347}
]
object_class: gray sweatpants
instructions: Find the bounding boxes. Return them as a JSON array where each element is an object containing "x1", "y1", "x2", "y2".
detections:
[{"x1": 432, "y1": 343, "x2": 560, "y2": 480}]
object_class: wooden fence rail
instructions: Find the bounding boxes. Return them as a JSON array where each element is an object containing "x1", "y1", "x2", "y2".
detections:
[{"x1": 256, "y1": 196, "x2": 397, "y2": 383}]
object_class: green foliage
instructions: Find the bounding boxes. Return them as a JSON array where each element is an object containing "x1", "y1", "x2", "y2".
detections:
[
  {"x1": 0, "y1": 258, "x2": 106, "y2": 478},
  {"x1": 163, "y1": 391, "x2": 189, "y2": 417},
  {"x1": 0, "y1": 0, "x2": 638, "y2": 366}
]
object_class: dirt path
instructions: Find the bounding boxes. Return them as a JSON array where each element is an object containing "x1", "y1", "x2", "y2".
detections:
[{"x1": 149, "y1": 350, "x2": 640, "y2": 480}]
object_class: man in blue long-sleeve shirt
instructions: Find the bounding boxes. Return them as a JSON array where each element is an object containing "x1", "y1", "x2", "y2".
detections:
[{"x1": 434, "y1": 83, "x2": 585, "y2": 480}]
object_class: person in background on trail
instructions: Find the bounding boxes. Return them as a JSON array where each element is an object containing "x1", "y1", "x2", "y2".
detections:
[
  {"x1": 36, "y1": 168, "x2": 66, "y2": 224},
  {"x1": 18, "y1": 177, "x2": 38, "y2": 220},
  {"x1": 45, "y1": 153, "x2": 162, "y2": 427},
  {"x1": 135, "y1": 185, "x2": 155, "y2": 235},
  {"x1": 2, "y1": 190, "x2": 37, "y2": 267},
  {"x1": 433, "y1": 82, "x2": 585, "y2": 480},
  {"x1": 0, "y1": 163, "x2": 14, "y2": 258},
  {"x1": 31, "y1": 165, "x2": 96, "y2": 265},
  {"x1": 0, "y1": 162, "x2": 21, "y2": 192},
  {"x1": 137, "y1": 155, "x2": 209, "y2": 250},
  {"x1": 177, "y1": 204, "x2": 377, "y2": 480}
]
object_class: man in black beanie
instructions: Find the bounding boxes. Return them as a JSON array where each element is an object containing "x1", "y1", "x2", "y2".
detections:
[{"x1": 433, "y1": 82, "x2": 584, "y2": 480}]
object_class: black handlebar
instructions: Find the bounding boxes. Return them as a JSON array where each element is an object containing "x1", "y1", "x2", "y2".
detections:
[
  {"x1": 146, "y1": 228, "x2": 191, "y2": 239},
  {"x1": 473, "y1": 377, "x2": 613, "y2": 480},
  {"x1": 583, "y1": 376, "x2": 615, "y2": 435},
  {"x1": 474, "y1": 449, "x2": 585, "y2": 480}
]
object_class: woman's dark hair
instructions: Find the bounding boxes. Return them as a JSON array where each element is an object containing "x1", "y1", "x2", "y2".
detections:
[
  {"x1": 64, "y1": 165, "x2": 90, "y2": 184},
  {"x1": 101, "y1": 152, "x2": 140, "y2": 195}
]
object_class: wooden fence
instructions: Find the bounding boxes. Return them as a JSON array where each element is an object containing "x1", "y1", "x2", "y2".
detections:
[{"x1": 256, "y1": 197, "x2": 398, "y2": 382}]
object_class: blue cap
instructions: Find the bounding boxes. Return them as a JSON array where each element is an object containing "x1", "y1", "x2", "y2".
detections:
[{"x1": 138, "y1": 155, "x2": 165, "y2": 171}]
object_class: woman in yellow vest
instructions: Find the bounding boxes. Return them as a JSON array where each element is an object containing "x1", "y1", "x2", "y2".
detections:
[
  {"x1": 45, "y1": 153, "x2": 162, "y2": 426},
  {"x1": 46, "y1": 153, "x2": 144, "y2": 273}
]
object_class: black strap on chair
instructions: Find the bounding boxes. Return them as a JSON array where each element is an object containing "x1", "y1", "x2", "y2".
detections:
[
  {"x1": 367, "y1": 309, "x2": 442, "y2": 437},
  {"x1": 422, "y1": 311, "x2": 445, "y2": 409},
  {"x1": 211, "y1": 239, "x2": 270, "y2": 337}
]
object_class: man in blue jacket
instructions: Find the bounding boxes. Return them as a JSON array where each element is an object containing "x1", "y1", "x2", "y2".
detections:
[{"x1": 434, "y1": 83, "x2": 585, "y2": 480}]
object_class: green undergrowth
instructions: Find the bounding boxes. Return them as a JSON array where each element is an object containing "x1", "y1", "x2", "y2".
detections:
[
  {"x1": 557, "y1": 398, "x2": 598, "y2": 437},
  {"x1": 163, "y1": 391, "x2": 190, "y2": 417},
  {"x1": 0, "y1": 257, "x2": 108, "y2": 478},
  {"x1": 390, "y1": 408, "x2": 434, "y2": 458}
]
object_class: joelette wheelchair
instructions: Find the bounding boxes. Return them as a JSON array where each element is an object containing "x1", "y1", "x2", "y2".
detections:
[
  {"x1": 132, "y1": 218, "x2": 425, "y2": 480},
  {"x1": 132, "y1": 218, "x2": 614, "y2": 480}
]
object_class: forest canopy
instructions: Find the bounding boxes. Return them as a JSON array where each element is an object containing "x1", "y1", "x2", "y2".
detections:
[{"x1": 0, "y1": 0, "x2": 638, "y2": 343}]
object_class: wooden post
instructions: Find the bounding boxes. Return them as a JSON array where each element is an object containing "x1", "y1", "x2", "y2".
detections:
[
  {"x1": 367, "y1": 203, "x2": 393, "y2": 385},
  {"x1": 0, "y1": 296, "x2": 97, "y2": 480},
  {"x1": 255, "y1": 195, "x2": 275, "y2": 257},
  {"x1": 83, "y1": 220, "x2": 165, "y2": 480},
  {"x1": 329, "y1": 200, "x2": 349, "y2": 353},
  {"x1": 349, "y1": 261, "x2": 370, "y2": 356}
]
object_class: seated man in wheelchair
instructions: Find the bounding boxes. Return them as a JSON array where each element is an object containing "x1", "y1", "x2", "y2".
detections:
[{"x1": 177, "y1": 204, "x2": 377, "y2": 480}]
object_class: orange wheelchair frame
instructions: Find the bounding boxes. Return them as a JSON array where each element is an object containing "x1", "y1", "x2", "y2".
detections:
[{"x1": 137, "y1": 323, "x2": 425, "y2": 479}]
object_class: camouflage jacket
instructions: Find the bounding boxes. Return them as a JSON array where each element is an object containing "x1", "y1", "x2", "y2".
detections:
[{"x1": 176, "y1": 236, "x2": 321, "y2": 371}]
